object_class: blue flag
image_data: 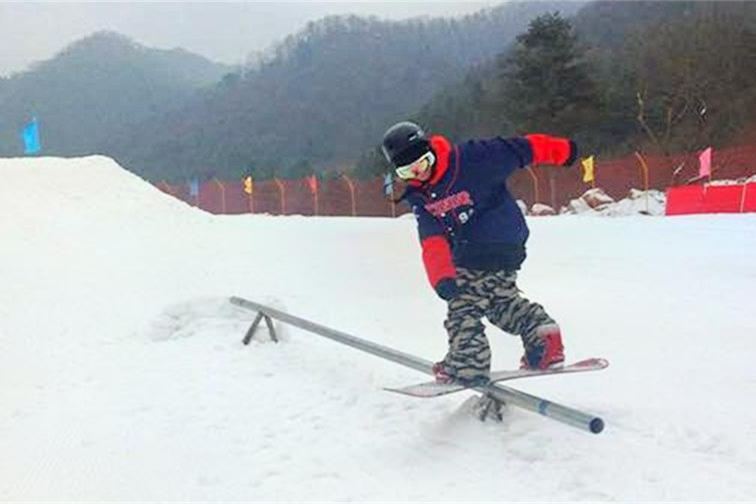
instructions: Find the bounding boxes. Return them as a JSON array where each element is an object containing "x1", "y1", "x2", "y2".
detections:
[
  {"x1": 22, "y1": 118, "x2": 41, "y2": 155},
  {"x1": 189, "y1": 178, "x2": 199, "y2": 198}
]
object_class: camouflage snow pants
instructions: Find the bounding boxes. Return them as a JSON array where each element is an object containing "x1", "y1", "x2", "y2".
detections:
[{"x1": 440, "y1": 268, "x2": 557, "y2": 381}]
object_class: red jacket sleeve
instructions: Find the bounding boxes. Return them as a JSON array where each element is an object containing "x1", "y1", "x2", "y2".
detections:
[
  {"x1": 525, "y1": 134, "x2": 577, "y2": 167},
  {"x1": 421, "y1": 235, "x2": 456, "y2": 289}
]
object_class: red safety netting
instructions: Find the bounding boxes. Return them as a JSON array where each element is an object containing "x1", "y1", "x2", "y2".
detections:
[
  {"x1": 153, "y1": 144, "x2": 756, "y2": 217},
  {"x1": 666, "y1": 183, "x2": 756, "y2": 215},
  {"x1": 665, "y1": 186, "x2": 706, "y2": 216},
  {"x1": 743, "y1": 183, "x2": 756, "y2": 213}
]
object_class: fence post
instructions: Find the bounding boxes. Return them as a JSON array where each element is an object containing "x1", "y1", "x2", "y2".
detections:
[
  {"x1": 213, "y1": 178, "x2": 226, "y2": 214},
  {"x1": 739, "y1": 183, "x2": 748, "y2": 213},
  {"x1": 307, "y1": 175, "x2": 319, "y2": 216},
  {"x1": 343, "y1": 175, "x2": 357, "y2": 217},
  {"x1": 634, "y1": 151, "x2": 650, "y2": 214},
  {"x1": 527, "y1": 167, "x2": 540, "y2": 205},
  {"x1": 274, "y1": 178, "x2": 286, "y2": 215},
  {"x1": 549, "y1": 171, "x2": 557, "y2": 210}
]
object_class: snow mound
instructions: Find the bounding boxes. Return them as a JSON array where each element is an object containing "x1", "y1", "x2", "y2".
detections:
[
  {"x1": 522, "y1": 189, "x2": 665, "y2": 217},
  {"x1": 560, "y1": 188, "x2": 666, "y2": 216},
  {"x1": 0, "y1": 155, "x2": 207, "y2": 224},
  {"x1": 3, "y1": 156, "x2": 756, "y2": 501},
  {"x1": 531, "y1": 203, "x2": 557, "y2": 216}
]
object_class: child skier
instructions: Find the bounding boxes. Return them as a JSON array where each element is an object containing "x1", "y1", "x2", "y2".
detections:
[{"x1": 381, "y1": 121, "x2": 578, "y2": 385}]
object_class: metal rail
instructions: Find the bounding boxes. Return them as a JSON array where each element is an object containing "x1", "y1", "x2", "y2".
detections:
[{"x1": 230, "y1": 296, "x2": 604, "y2": 434}]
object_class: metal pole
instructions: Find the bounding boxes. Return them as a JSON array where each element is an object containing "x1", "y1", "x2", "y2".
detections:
[
  {"x1": 484, "y1": 384, "x2": 604, "y2": 434},
  {"x1": 230, "y1": 296, "x2": 604, "y2": 434},
  {"x1": 231, "y1": 296, "x2": 428, "y2": 373},
  {"x1": 243, "y1": 312, "x2": 265, "y2": 345}
]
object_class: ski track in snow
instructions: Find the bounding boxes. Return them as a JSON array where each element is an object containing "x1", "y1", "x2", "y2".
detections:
[{"x1": 1, "y1": 156, "x2": 755, "y2": 500}]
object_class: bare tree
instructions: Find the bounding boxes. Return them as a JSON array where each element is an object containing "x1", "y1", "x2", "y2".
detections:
[{"x1": 630, "y1": 8, "x2": 756, "y2": 182}]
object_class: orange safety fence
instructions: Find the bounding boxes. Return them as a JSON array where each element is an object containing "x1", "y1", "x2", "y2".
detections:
[{"x1": 154, "y1": 144, "x2": 756, "y2": 217}]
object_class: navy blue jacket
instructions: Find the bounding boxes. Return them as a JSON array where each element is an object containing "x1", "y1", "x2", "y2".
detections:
[{"x1": 404, "y1": 134, "x2": 576, "y2": 297}]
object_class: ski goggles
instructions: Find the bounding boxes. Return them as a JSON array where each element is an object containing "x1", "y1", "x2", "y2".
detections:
[{"x1": 394, "y1": 151, "x2": 435, "y2": 180}]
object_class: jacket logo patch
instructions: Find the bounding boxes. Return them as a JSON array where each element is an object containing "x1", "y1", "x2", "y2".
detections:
[{"x1": 425, "y1": 191, "x2": 473, "y2": 217}]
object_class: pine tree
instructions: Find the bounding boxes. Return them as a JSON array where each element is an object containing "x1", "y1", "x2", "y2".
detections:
[{"x1": 498, "y1": 13, "x2": 598, "y2": 137}]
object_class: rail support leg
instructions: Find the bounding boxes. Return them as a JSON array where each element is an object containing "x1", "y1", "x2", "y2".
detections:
[
  {"x1": 243, "y1": 312, "x2": 278, "y2": 344},
  {"x1": 475, "y1": 393, "x2": 505, "y2": 422}
]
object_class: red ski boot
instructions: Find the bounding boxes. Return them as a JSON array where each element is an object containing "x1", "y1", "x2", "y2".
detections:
[{"x1": 520, "y1": 324, "x2": 565, "y2": 370}]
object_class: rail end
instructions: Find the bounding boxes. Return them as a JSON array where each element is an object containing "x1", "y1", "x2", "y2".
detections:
[{"x1": 589, "y1": 417, "x2": 604, "y2": 434}]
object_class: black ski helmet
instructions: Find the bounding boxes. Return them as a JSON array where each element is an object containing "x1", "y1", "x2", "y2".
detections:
[{"x1": 381, "y1": 121, "x2": 430, "y2": 167}]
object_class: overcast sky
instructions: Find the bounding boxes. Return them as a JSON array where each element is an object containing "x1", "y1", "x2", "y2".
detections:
[{"x1": 0, "y1": 1, "x2": 500, "y2": 76}]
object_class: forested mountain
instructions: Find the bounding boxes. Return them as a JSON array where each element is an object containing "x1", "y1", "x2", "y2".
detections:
[
  {"x1": 108, "y1": 2, "x2": 584, "y2": 181},
  {"x1": 392, "y1": 0, "x2": 756, "y2": 179},
  {"x1": 573, "y1": 0, "x2": 756, "y2": 50},
  {"x1": 2, "y1": 2, "x2": 755, "y2": 183},
  {"x1": 0, "y1": 32, "x2": 230, "y2": 157}
]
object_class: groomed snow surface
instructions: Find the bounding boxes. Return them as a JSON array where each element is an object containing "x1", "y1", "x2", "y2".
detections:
[{"x1": 1, "y1": 156, "x2": 755, "y2": 501}]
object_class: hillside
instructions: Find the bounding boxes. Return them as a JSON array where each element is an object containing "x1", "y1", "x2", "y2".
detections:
[
  {"x1": 411, "y1": 0, "x2": 756, "y2": 172},
  {"x1": 0, "y1": 31, "x2": 231, "y2": 157},
  {"x1": 109, "y1": 2, "x2": 583, "y2": 181},
  {"x1": 4, "y1": 1, "x2": 754, "y2": 183}
]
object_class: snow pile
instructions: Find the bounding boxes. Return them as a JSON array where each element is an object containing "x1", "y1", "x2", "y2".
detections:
[
  {"x1": 560, "y1": 188, "x2": 616, "y2": 215},
  {"x1": 521, "y1": 189, "x2": 666, "y2": 217},
  {"x1": 531, "y1": 202, "x2": 557, "y2": 216},
  {"x1": 1, "y1": 156, "x2": 756, "y2": 501},
  {"x1": 559, "y1": 188, "x2": 666, "y2": 216},
  {"x1": 0, "y1": 156, "x2": 206, "y2": 221}
]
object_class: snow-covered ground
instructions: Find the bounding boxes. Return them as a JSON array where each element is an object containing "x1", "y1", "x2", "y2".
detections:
[{"x1": 1, "y1": 156, "x2": 755, "y2": 501}]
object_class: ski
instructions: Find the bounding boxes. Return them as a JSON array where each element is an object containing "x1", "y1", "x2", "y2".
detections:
[{"x1": 385, "y1": 357, "x2": 609, "y2": 398}]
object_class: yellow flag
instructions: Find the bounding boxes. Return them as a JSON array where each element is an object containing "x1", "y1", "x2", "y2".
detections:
[
  {"x1": 243, "y1": 176, "x2": 254, "y2": 194},
  {"x1": 581, "y1": 156, "x2": 595, "y2": 183}
]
